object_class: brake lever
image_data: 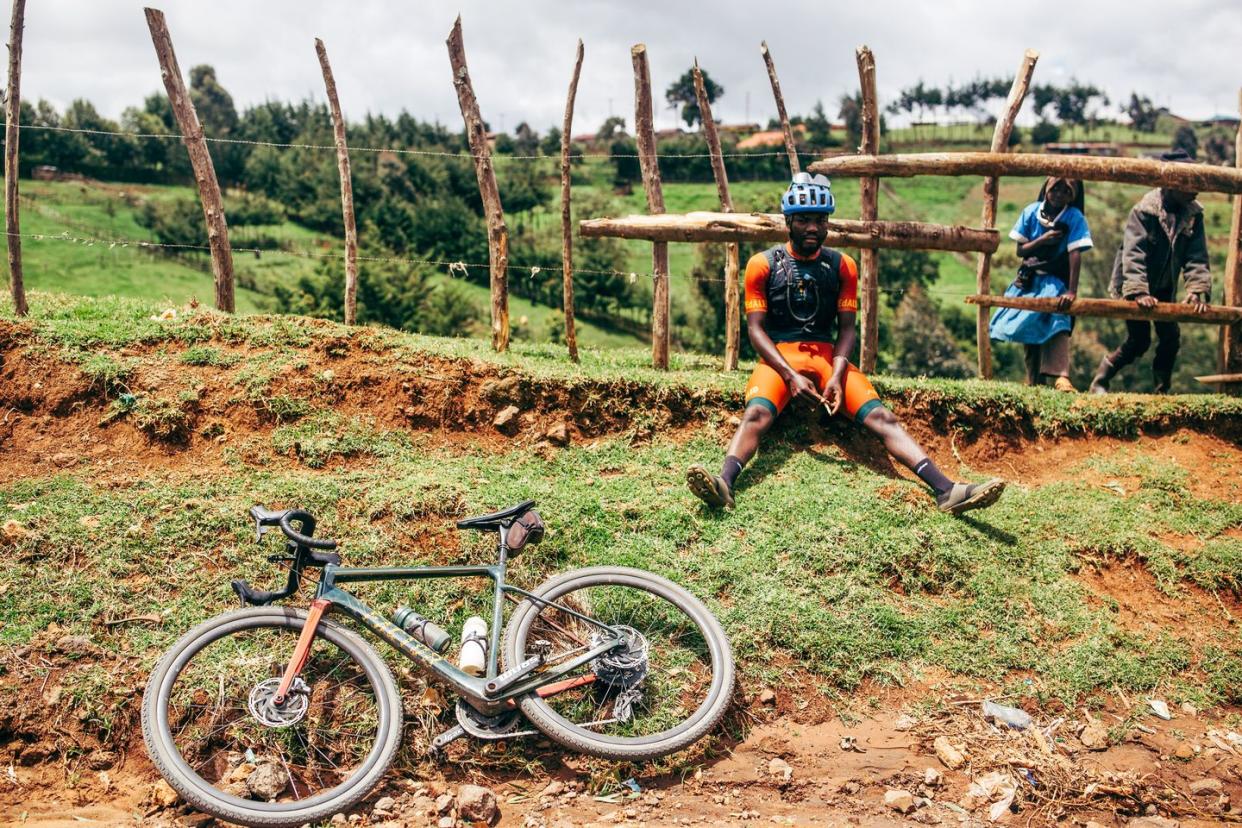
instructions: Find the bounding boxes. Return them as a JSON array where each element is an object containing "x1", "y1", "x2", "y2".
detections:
[{"x1": 254, "y1": 519, "x2": 272, "y2": 544}]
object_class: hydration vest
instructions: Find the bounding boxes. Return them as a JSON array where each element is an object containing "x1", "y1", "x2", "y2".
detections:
[{"x1": 762, "y1": 245, "x2": 842, "y2": 343}]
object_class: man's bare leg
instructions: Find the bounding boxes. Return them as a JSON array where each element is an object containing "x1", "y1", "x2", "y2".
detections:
[{"x1": 860, "y1": 406, "x2": 1005, "y2": 515}]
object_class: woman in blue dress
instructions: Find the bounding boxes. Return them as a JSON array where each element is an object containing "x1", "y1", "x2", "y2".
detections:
[{"x1": 989, "y1": 177, "x2": 1093, "y2": 390}]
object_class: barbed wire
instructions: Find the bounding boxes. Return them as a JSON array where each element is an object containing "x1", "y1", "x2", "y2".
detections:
[
  {"x1": 5, "y1": 228, "x2": 653, "y2": 281},
  {"x1": 17, "y1": 123, "x2": 796, "y2": 162}
]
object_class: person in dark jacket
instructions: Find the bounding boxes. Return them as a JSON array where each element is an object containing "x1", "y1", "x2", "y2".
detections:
[{"x1": 1090, "y1": 149, "x2": 1212, "y2": 394}]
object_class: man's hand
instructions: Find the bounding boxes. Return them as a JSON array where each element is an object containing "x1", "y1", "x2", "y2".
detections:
[
  {"x1": 785, "y1": 372, "x2": 822, "y2": 405},
  {"x1": 1056, "y1": 291, "x2": 1076, "y2": 311},
  {"x1": 1184, "y1": 292, "x2": 1210, "y2": 313},
  {"x1": 1134, "y1": 294, "x2": 1158, "y2": 310},
  {"x1": 823, "y1": 375, "x2": 844, "y2": 416}
]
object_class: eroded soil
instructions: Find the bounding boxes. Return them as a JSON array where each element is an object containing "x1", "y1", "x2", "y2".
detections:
[{"x1": 2, "y1": 321, "x2": 1240, "y2": 827}]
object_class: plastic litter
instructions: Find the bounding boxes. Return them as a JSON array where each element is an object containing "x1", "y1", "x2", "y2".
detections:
[
  {"x1": 1148, "y1": 699, "x2": 1172, "y2": 720},
  {"x1": 621, "y1": 777, "x2": 642, "y2": 794},
  {"x1": 968, "y1": 771, "x2": 1017, "y2": 822},
  {"x1": 982, "y1": 700, "x2": 1033, "y2": 730}
]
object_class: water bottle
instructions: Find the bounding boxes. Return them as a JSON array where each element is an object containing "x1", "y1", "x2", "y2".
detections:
[
  {"x1": 458, "y1": 616, "x2": 488, "y2": 676},
  {"x1": 392, "y1": 606, "x2": 451, "y2": 654}
]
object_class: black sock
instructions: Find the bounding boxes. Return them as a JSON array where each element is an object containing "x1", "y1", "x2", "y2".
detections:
[
  {"x1": 720, "y1": 455, "x2": 744, "y2": 489},
  {"x1": 913, "y1": 458, "x2": 953, "y2": 495}
]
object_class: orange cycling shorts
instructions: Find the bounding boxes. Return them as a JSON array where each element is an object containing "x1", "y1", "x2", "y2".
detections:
[{"x1": 744, "y1": 341, "x2": 884, "y2": 423}]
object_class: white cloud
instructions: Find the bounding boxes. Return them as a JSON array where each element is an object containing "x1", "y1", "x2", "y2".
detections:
[{"x1": 18, "y1": 0, "x2": 1242, "y2": 133}]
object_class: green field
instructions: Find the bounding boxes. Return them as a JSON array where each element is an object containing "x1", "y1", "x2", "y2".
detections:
[{"x1": 4, "y1": 178, "x2": 638, "y2": 350}]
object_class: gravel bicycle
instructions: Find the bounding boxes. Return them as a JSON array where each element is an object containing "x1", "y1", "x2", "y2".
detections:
[{"x1": 142, "y1": 501, "x2": 734, "y2": 827}]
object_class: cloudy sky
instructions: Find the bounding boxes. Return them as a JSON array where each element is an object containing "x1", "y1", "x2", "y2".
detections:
[{"x1": 20, "y1": 0, "x2": 1242, "y2": 136}]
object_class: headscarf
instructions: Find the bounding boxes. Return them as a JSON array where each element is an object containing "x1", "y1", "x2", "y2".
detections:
[{"x1": 1036, "y1": 176, "x2": 1085, "y2": 225}]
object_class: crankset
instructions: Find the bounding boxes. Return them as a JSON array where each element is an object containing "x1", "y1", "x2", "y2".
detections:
[{"x1": 429, "y1": 700, "x2": 539, "y2": 757}]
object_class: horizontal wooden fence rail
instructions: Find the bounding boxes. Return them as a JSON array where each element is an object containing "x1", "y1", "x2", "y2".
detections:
[
  {"x1": 809, "y1": 152, "x2": 1242, "y2": 195},
  {"x1": 579, "y1": 212, "x2": 999, "y2": 253},
  {"x1": 966, "y1": 294, "x2": 1242, "y2": 325}
]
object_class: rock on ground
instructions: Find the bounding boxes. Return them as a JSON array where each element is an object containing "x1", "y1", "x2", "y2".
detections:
[
  {"x1": 458, "y1": 783, "x2": 498, "y2": 823},
  {"x1": 1079, "y1": 720, "x2": 1110, "y2": 751},
  {"x1": 493, "y1": 405, "x2": 521, "y2": 433},
  {"x1": 884, "y1": 789, "x2": 916, "y2": 814},
  {"x1": 246, "y1": 762, "x2": 287, "y2": 801},
  {"x1": 767, "y1": 757, "x2": 793, "y2": 783},
  {"x1": 933, "y1": 735, "x2": 966, "y2": 769}
]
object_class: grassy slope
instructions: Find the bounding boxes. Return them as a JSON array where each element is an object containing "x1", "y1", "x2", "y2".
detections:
[
  {"x1": 1, "y1": 294, "x2": 1239, "y2": 724},
  {"x1": 6, "y1": 178, "x2": 636, "y2": 350}
]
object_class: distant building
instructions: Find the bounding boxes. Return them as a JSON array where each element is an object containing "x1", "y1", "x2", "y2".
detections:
[
  {"x1": 1043, "y1": 142, "x2": 1122, "y2": 157},
  {"x1": 1202, "y1": 114, "x2": 1241, "y2": 127},
  {"x1": 737, "y1": 124, "x2": 811, "y2": 150}
]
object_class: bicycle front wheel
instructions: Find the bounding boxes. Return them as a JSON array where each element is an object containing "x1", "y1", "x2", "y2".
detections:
[
  {"x1": 141, "y1": 607, "x2": 402, "y2": 828},
  {"x1": 502, "y1": 566, "x2": 733, "y2": 761}
]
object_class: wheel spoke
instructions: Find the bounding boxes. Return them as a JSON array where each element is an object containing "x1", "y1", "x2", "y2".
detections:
[
  {"x1": 511, "y1": 579, "x2": 721, "y2": 744},
  {"x1": 155, "y1": 616, "x2": 390, "y2": 814}
]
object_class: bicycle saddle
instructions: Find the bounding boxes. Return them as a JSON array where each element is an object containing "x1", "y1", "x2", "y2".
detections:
[{"x1": 455, "y1": 500, "x2": 536, "y2": 532}]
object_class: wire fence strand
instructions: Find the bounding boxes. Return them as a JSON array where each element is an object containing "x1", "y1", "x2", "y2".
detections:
[{"x1": 17, "y1": 123, "x2": 798, "y2": 162}]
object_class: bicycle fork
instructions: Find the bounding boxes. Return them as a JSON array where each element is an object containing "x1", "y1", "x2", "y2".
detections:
[{"x1": 272, "y1": 598, "x2": 332, "y2": 706}]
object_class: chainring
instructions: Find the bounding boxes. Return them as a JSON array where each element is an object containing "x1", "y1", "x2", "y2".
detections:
[{"x1": 454, "y1": 699, "x2": 522, "y2": 740}]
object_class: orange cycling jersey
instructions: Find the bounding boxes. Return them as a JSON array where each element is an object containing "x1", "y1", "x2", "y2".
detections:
[
  {"x1": 742, "y1": 244, "x2": 881, "y2": 422},
  {"x1": 744, "y1": 243, "x2": 859, "y2": 337}
]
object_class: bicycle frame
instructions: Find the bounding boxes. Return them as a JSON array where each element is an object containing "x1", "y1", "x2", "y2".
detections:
[{"x1": 276, "y1": 545, "x2": 623, "y2": 717}]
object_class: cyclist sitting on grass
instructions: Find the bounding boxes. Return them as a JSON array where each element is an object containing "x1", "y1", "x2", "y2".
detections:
[{"x1": 687, "y1": 173, "x2": 1005, "y2": 516}]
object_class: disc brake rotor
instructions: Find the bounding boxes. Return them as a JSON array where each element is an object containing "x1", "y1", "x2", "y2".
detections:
[{"x1": 248, "y1": 677, "x2": 310, "y2": 728}]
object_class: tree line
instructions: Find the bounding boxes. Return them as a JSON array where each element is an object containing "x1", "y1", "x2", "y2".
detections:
[{"x1": 6, "y1": 65, "x2": 644, "y2": 338}]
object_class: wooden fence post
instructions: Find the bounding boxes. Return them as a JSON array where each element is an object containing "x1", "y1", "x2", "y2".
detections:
[
  {"x1": 760, "y1": 41, "x2": 799, "y2": 178},
  {"x1": 314, "y1": 38, "x2": 359, "y2": 326},
  {"x1": 560, "y1": 39, "x2": 584, "y2": 363},
  {"x1": 447, "y1": 16, "x2": 509, "y2": 352},
  {"x1": 693, "y1": 59, "x2": 740, "y2": 370},
  {"x1": 1221, "y1": 88, "x2": 1242, "y2": 384},
  {"x1": 144, "y1": 7, "x2": 235, "y2": 313},
  {"x1": 974, "y1": 49, "x2": 1038, "y2": 379},
  {"x1": 855, "y1": 46, "x2": 880, "y2": 373},
  {"x1": 632, "y1": 43, "x2": 670, "y2": 370},
  {"x1": 4, "y1": 0, "x2": 26, "y2": 316}
]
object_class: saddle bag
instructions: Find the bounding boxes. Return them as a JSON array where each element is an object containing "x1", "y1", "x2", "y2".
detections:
[{"x1": 506, "y1": 510, "x2": 545, "y2": 552}]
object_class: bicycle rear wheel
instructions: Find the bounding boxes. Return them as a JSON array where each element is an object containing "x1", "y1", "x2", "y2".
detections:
[
  {"x1": 142, "y1": 607, "x2": 402, "y2": 828},
  {"x1": 502, "y1": 566, "x2": 733, "y2": 761}
]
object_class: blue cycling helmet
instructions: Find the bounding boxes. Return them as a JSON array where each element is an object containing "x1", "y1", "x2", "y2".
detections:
[{"x1": 781, "y1": 172, "x2": 835, "y2": 216}]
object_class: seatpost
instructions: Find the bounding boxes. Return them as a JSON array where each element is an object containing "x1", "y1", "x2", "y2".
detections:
[
  {"x1": 496, "y1": 524, "x2": 510, "y2": 565},
  {"x1": 488, "y1": 523, "x2": 510, "y2": 677}
]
